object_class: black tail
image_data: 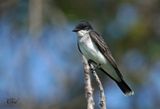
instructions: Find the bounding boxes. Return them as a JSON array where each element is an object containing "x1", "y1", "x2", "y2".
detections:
[{"x1": 116, "y1": 80, "x2": 134, "y2": 96}]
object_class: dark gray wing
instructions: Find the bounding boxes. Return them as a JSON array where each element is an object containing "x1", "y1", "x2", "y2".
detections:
[{"x1": 89, "y1": 31, "x2": 123, "y2": 78}]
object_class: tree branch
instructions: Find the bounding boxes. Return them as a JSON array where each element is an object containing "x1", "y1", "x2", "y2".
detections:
[
  {"x1": 82, "y1": 56, "x2": 95, "y2": 109},
  {"x1": 90, "y1": 64, "x2": 107, "y2": 109}
]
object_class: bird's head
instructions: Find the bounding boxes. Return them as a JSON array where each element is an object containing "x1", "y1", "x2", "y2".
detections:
[{"x1": 72, "y1": 21, "x2": 93, "y2": 32}]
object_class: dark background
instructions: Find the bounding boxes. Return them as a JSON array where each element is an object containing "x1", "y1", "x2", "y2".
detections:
[{"x1": 0, "y1": 0, "x2": 160, "y2": 109}]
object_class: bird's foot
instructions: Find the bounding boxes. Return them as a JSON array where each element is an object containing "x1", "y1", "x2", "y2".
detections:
[
  {"x1": 90, "y1": 63, "x2": 101, "y2": 73},
  {"x1": 88, "y1": 59, "x2": 101, "y2": 72}
]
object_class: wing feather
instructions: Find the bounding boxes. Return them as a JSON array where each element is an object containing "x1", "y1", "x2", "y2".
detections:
[{"x1": 89, "y1": 31, "x2": 123, "y2": 78}]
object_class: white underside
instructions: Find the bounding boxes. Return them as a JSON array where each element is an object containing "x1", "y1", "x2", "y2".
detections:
[{"x1": 77, "y1": 30, "x2": 121, "y2": 81}]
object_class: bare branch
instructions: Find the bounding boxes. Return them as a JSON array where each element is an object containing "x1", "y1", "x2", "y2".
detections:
[
  {"x1": 82, "y1": 56, "x2": 95, "y2": 109},
  {"x1": 90, "y1": 64, "x2": 107, "y2": 109}
]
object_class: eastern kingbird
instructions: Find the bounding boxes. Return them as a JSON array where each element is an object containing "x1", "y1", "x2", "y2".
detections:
[{"x1": 73, "y1": 21, "x2": 134, "y2": 96}]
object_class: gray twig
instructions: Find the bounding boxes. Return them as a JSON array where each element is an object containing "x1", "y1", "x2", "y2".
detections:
[
  {"x1": 82, "y1": 56, "x2": 95, "y2": 109},
  {"x1": 90, "y1": 64, "x2": 107, "y2": 109}
]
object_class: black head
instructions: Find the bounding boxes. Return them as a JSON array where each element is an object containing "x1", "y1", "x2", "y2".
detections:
[{"x1": 72, "y1": 21, "x2": 93, "y2": 32}]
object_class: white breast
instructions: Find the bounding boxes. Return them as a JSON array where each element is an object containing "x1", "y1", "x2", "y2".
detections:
[{"x1": 78, "y1": 30, "x2": 107, "y2": 64}]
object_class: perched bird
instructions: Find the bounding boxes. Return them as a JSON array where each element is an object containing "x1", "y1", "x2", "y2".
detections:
[{"x1": 72, "y1": 21, "x2": 134, "y2": 96}]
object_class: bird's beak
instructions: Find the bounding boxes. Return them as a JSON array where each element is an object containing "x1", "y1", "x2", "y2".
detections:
[{"x1": 72, "y1": 28, "x2": 79, "y2": 32}]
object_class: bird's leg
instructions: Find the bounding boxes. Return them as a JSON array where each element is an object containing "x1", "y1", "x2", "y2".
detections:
[
  {"x1": 90, "y1": 64, "x2": 96, "y2": 72},
  {"x1": 88, "y1": 60, "x2": 95, "y2": 72},
  {"x1": 88, "y1": 59, "x2": 101, "y2": 73}
]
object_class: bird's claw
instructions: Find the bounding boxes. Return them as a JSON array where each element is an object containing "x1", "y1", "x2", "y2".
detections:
[{"x1": 90, "y1": 63, "x2": 101, "y2": 73}]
